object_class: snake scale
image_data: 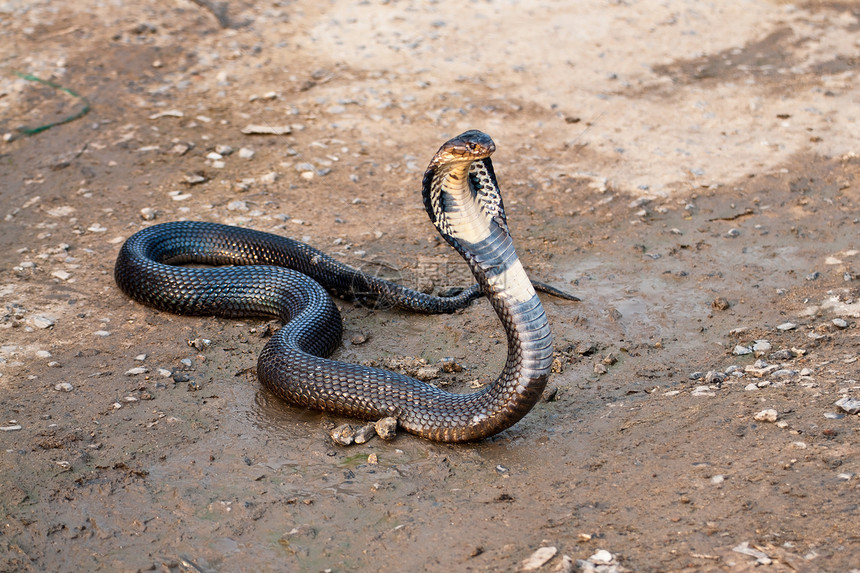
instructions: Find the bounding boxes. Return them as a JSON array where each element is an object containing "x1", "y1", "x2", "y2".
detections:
[{"x1": 115, "y1": 130, "x2": 562, "y2": 442}]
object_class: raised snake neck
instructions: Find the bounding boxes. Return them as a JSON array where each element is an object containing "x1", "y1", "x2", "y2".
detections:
[{"x1": 114, "y1": 130, "x2": 553, "y2": 442}]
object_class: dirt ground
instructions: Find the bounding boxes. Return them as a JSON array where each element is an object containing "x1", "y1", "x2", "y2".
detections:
[{"x1": 1, "y1": 0, "x2": 859, "y2": 571}]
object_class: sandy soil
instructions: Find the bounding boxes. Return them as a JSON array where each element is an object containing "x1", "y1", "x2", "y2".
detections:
[{"x1": 1, "y1": 1, "x2": 858, "y2": 571}]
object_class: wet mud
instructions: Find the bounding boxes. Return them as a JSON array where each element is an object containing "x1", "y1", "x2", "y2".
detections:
[{"x1": 1, "y1": 1, "x2": 858, "y2": 571}]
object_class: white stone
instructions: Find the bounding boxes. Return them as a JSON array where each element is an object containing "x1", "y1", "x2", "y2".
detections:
[
  {"x1": 30, "y1": 316, "x2": 55, "y2": 329},
  {"x1": 590, "y1": 550, "x2": 614, "y2": 565},
  {"x1": 521, "y1": 547, "x2": 558, "y2": 571},
  {"x1": 835, "y1": 396, "x2": 860, "y2": 415},
  {"x1": 754, "y1": 408, "x2": 778, "y2": 422}
]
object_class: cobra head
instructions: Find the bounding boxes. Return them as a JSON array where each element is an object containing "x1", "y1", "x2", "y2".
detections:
[{"x1": 422, "y1": 130, "x2": 508, "y2": 254}]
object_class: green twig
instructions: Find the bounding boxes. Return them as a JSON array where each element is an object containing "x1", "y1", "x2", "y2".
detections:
[{"x1": 13, "y1": 71, "x2": 91, "y2": 136}]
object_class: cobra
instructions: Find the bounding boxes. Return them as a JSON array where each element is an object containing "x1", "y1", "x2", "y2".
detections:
[{"x1": 115, "y1": 130, "x2": 564, "y2": 442}]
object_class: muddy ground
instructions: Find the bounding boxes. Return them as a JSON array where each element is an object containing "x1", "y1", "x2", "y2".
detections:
[{"x1": 1, "y1": 1, "x2": 859, "y2": 571}]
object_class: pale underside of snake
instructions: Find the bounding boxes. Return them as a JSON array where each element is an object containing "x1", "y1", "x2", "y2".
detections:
[{"x1": 115, "y1": 130, "x2": 571, "y2": 442}]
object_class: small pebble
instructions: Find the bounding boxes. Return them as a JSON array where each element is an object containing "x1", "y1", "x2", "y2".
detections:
[
  {"x1": 350, "y1": 333, "x2": 368, "y2": 345},
  {"x1": 752, "y1": 340, "x2": 771, "y2": 353},
  {"x1": 259, "y1": 172, "x2": 278, "y2": 184},
  {"x1": 172, "y1": 371, "x2": 190, "y2": 383},
  {"x1": 771, "y1": 369, "x2": 797, "y2": 378},
  {"x1": 832, "y1": 318, "x2": 848, "y2": 329},
  {"x1": 593, "y1": 363, "x2": 608, "y2": 375},
  {"x1": 521, "y1": 546, "x2": 558, "y2": 571},
  {"x1": 439, "y1": 357, "x2": 463, "y2": 373},
  {"x1": 725, "y1": 228, "x2": 741, "y2": 238},
  {"x1": 375, "y1": 417, "x2": 397, "y2": 440},
  {"x1": 754, "y1": 408, "x2": 779, "y2": 422},
  {"x1": 354, "y1": 424, "x2": 377, "y2": 444},
  {"x1": 590, "y1": 549, "x2": 615, "y2": 565},
  {"x1": 691, "y1": 386, "x2": 715, "y2": 397},
  {"x1": 30, "y1": 316, "x2": 55, "y2": 329},
  {"x1": 241, "y1": 124, "x2": 291, "y2": 135},
  {"x1": 93, "y1": 330, "x2": 111, "y2": 337},
  {"x1": 54, "y1": 382, "x2": 74, "y2": 392},
  {"x1": 187, "y1": 338, "x2": 211, "y2": 350},
  {"x1": 367, "y1": 452, "x2": 378, "y2": 464},
  {"x1": 125, "y1": 366, "x2": 149, "y2": 376},
  {"x1": 35, "y1": 350, "x2": 52, "y2": 358},
  {"x1": 733, "y1": 345, "x2": 753, "y2": 355},
  {"x1": 576, "y1": 342, "x2": 597, "y2": 355},
  {"x1": 1, "y1": 424, "x2": 23, "y2": 431},
  {"x1": 834, "y1": 396, "x2": 860, "y2": 415},
  {"x1": 712, "y1": 297, "x2": 730, "y2": 310},
  {"x1": 769, "y1": 349, "x2": 794, "y2": 361},
  {"x1": 554, "y1": 555, "x2": 574, "y2": 573},
  {"x1": 705, "y1": 371, "x2": 726, "y2": 385},
  {"x1": 744, "y1": 383, "x2": 759, "y2": 391},
  {"x1": 776, "y1": 322, "x2": 797, "y2": 331},
  {"x1": 170, "y1": 143, "x2": 190, "y2": 155},
  {"x1": 215, "y1": 144, "x2": 233, "y2": 155},
  {"x1": 140, "y1": 207, "x2": 158, "y2": 221},
  {"x1": 51, "y1": 270, "x2": 71, "y2": 281},
  {"x1": 415, "y1": 366, "x2": 440, "y2": 381},
  {"x1": 149, "y1": 109, "x2": 183, "y2": 119},
  {"x1": 711, "y1": 474, "x2": 725, "y2": 484},
  {"x1": 330, "y1": 425, "x2": 355, "y2": 447},
  {"x1": 184, "y1": 174, "x2": 207, "y2": 185},
  {"x1": 238, "y1": 147, "x2": 255, "y2": 159}
]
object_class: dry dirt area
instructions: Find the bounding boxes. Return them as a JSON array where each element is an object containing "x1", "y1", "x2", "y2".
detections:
[{"x1": 1, "y1": 1, "x2": 859, "y2": 571}]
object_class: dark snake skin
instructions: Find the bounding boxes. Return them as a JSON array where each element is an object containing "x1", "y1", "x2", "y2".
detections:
[{"x1": 115, "y1": 130, "x2": 555, "y2": 442}]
